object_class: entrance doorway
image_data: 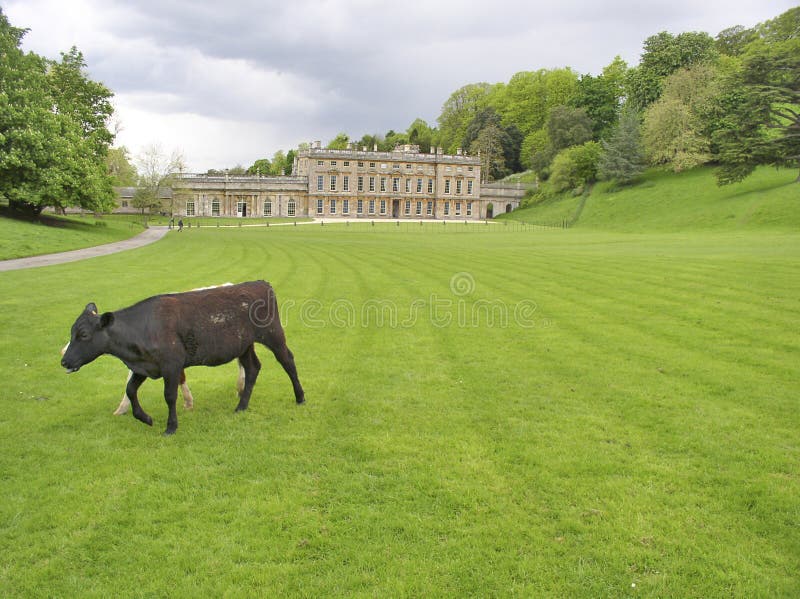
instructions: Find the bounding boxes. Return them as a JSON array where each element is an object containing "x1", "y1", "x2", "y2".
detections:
[
  {"x1": 486, "y1": 203, "x2": 494, "y2": 218},
  {"x1": 237, "y1": 201, "x2": 247, "y2": 217},
  {"x1": 392, "y1": 199, "x2": 400, "y2": 218}
]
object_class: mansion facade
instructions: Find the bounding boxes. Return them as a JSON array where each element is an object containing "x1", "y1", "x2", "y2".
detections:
[{"x1": 168, "y1": 143, "x2": 517, "y2": 220}]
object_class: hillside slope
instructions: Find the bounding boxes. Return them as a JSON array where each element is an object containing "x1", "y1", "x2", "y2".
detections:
[{"x1": 502, "y1": 167, "x2": 798, "y2": 232}]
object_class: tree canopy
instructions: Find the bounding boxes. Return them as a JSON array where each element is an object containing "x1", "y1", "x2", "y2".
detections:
[{"x1": 0, "y1": 10, "x2": 116, "y2": 215}]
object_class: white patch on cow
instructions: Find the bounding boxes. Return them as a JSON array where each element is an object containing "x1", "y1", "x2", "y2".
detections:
[
  {"x1": 61, "y1": 342, "x2": 69, "y2": 356},
  {"x1": 114, "y1": 370, "x2": 134, "y2": 415},
  {"x1": 210, "y1": 313, "x2": 228, "y2": 324},
  {"x1": 181, "y1": 382, "x2": 194, "y2": 409},
  {"x1": 238, "y1": 365, "x2": 246, "y2": 392}
]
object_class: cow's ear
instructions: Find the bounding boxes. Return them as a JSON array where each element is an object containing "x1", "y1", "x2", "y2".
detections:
[
  {"x1": 85, "y1": 302, "x2": 98, "y2": 314},
  {"x1": 100, "y1": 312, "x2": 114, "y2": 328}
]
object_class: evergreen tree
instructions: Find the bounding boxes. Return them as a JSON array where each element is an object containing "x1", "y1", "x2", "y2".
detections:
[{"x1": 598, "y1": 106, "x2": 645, "y2": 184}]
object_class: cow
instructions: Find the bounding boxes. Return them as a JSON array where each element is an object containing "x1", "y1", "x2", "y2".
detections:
[
  {"x1": 59, "y1": 284, "x2": 234, "y2": 416},
  {"x1": 61, "y1": 280, "x2": 305, "y2": 435}
]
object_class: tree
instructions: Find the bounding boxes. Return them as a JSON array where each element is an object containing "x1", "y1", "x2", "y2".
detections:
[
  {"x1": 642, "y1": 64, "x2": 718, "y2": 172},
  {"x1": 463, "y1": 107, "x2": 521, "y2": 177},
  {"x1": 284, "y1": 149, "x2": 296, "y2": 175},
  {"x1": 106, "y1": 146, "x2": 138, "y2": 186},
  {"x1": 437, "y1": 83, "x2": 493, "y2": 153},
  {"x1": 0, "y1": 11, "x2": 115, "y2": 215},
  {"x1": 134, "y1": 144, "x2": 186, "y2": 218},
  {"x1": 326, "y1": 133, "x2": 349, "y2": 150},
  {"x1": 626, "y1": 31, "x2": 718, "y2": 110},
  {"x1": 572, "y1": 58, "x2": 628, "y2": 141},
  {"x1": 549, "y1": 141, "x2": 602, "y2": 193},
  {"x1": 529, "y1": 106, "x2": 594, "y2": 180},
  {"x1": 713, "y1": 8, "x2": 800, "y2": 184},
  {"x1": 598, "y1": 105, "x2": 645, "y2": 184},
  {"x1": 247, "y1": 158, "x2": 272, "y2": 176},
  {"x1": 715, "y1": 25, "x2": 757, "y2": 56},
  {"x1": 470, "y1": 124, "x2": 506, "y2": 183},
  {"x1": 406, "y1": 118, "x2": 435, "y2": 153}
]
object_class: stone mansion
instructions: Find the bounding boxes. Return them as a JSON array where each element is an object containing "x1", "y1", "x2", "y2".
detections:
[{"x1": 164, "y1": 143, "x2": 525, "y2": 220}]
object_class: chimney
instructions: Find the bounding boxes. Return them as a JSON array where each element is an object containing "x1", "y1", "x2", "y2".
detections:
[
  {"x1": 373, "y1": 144, "x2": 378, "y2": 152},
  {"x1": 456, "y1": 147, "x2": 462, "y2": 156}
]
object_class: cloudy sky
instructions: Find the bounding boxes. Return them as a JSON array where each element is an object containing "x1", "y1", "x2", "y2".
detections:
[{"x1": 5, "y1": 0, "x2": 796, "y2": 172}]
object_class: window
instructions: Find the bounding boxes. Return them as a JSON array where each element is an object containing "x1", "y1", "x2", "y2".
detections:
[
  {"x1": 392, "y1": 164, "x2": 400, "y2": 170},
  {"x1": 416, "y1": 201, "x2": 422, "y2": 216},
  {"x1": 330, "y1": 175, "x2": 337, "y2": 191},
  {"x1": 456, "y1": 179, "x2": 462, "y2": 195},
  {"x1": 358, "y1": 161, "x2": 364, "y2": 167},
  {"x1": 317, "y1": 199, "x2": 323, "y2": 215},
  {"x1": 427, "y1": 179, "x2": 434, "y2": 194},
  {"x1": 369, "y1": 199, "x2": 376, "y2": 214},
  {"x1": 343, "y1": 161, "x2": 349, "y2": 166},
  {"x1": 426, "y1": 201, "x2": 433, "y2": 216},
  {"x1": 392, "y1": 177, "x2": 399, "y2": 192},
  {"x1": 331, "y1": 160, "x2": 337, "y2": 166},
  {"x1": 406, "y1": 164, "x2": 412, "y2": 170},
  {"x1": 358, "y1": 176, "x2": 364, "y2": 192},
  {"x1": 357, "y1": 199, "x2": 364, "y2": 214},
  {"x1": 370, "y1": 162, "x2": 376, "y2": 168},
  {"x1": 317, "y1": 175, "x2": 324, "y2": 191},
  {"x1": 404, "y1": 200, "x2": 411, "y2": 216},
  {"x1": 330, "y1": 199, "x2": 337, "y2": 214},
  {"x1": 380, "y1": 177, "x2": 386, "y2": 192},
  {"x1": 467, "y1": 202, "x2": 473, "y2": 216},
  {"x1": 381, "y1": 163, "x2": 387, "y2": 169},
  {"x1": 444, "y1": 201, "x2": 450, "y2": 216},
  {"x1": 455, "y1": 202, "x2": 462, "y2": 216},
  {"x1": 369, "y1": 176, "x2": 376, "y2": 192},
  {"x1": 121, "y1": 200, "x2": 128, "y2": 208},
  {"x1": 343, "y1": 175, "x2": 349, "y2": 191},
  {"x1": 467, "y1": 180, "x2": 473, "y2": 195},
  {"x1": 343, "y1": 199, "x2": 350, "y2": 214},
  {"x1": 186, "y1": 200, "x2": 195, "y2": 216},
  {"x1": 468, "y1": 166, "x2": 474, "y2": 171},
  {"x1": 444, "y1": 180, "x2": 451, "y2": 194},
  {"x1": 380, "y1": 200, "x2": 386, "y2": 215},
  {"x1": 416, "y1": 178, "x2": 423, "y2": 193},
  {"x1": 287, "y1": 201, "x2": 296, "y2": 217},
  {"x1": 212, "y1": 198, "x2": 220, "y2": 216},
  {"x1": 317, "y1": 160, "x2": 324, "y2": 166},
  {"x1": 263, "y1": 200, "x2": 272, "y2": 216},
  {"x1": 405, "y1": 178, "x2": 410, "y2": 193}
]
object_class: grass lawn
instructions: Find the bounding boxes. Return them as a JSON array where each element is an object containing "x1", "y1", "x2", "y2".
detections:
[
  {"x1": 0, "y1": 213, "x2": 144, "y2": 260},
  {"x1": 1, "y1": 219, "x2": 799, "y2": 594}
]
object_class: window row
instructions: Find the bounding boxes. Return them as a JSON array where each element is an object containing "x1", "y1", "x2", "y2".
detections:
[
  {"x1": 316, "y1": 175, "x2": 474, "y2": 195},
  {"x1": 185, "y1": 199, "x2": 297, "y2": 217},
  {"x1": 315, "y1": 199, "x2": 473, "y2": 217},
  {"x1": 317, "y1": 159, "x2": 475, "y2": 172}
]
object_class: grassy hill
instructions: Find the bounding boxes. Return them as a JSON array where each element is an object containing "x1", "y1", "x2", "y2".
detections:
[
  {"x1": 0, "y1": 213, "x2": 145, "y2": 260},
  {"x1": 501, "y1": 166, "x2": 799, "y2": 232}
]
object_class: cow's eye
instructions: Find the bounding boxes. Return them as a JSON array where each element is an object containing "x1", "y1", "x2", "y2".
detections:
[{"x1": 79, "y1": 331, "x2": 91, "y2": 341}]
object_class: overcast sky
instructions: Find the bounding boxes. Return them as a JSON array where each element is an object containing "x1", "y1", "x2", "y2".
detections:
[{"x1": 5, "y1": 0, "x2": 796, "y2": 172}]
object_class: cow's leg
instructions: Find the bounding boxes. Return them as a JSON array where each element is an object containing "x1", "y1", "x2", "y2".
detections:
[
  {"x1": 179, "y1": 370, "x2": 194, "y2": 410},
  {"x1": 162, "y1": 370, "x2": 181, "y2": 435},
  {"x1": 264, "y1": 339, "x2": 305, "y2": 404},
  {"x1": 126, "y1": 372, "x2": 153, "y2": 427},
  {"x1": 114, "y1": 370, "x2": 134, "y2": 415},
  {"x1": 235, "y1": 345, "x2": 261, "y2": 412}
]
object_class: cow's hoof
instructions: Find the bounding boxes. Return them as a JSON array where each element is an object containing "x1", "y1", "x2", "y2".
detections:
[
  {"x1": 163, "y1": 428, "x2": 176, "y2": 436},
  {"x1": 296, "y1": 397, "x2": 306, "y2": 405}
]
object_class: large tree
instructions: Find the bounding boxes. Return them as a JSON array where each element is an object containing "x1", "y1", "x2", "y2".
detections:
[
  {"x1": 437, "y1": 83, "x2": 493, "y2": 153},
  {"x1": 642, "y1": 64, "x2": 718, "y2": 172},
  {"x1": 714, "y1": 8, "x2": 800, "y2": 184},
  {"x1": 0, "y1": 11, "x2": 115, "y2": 215},
  {"x1": 134, "y1": 144, "x2": 186, "y2": 218}
]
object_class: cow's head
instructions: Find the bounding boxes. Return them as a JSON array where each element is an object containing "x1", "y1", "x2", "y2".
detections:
[{"x1": 61, "y1": 303, "x2": 114, "y2": 373}]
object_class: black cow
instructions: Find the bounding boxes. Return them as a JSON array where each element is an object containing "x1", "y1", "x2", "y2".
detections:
[{"x1": 61, "y1": 280, "x2": 304, "y2": 435}]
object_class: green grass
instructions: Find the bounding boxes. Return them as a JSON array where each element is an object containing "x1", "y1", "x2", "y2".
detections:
[
  {"x1": 0, "y1": 213, "x2": 144, "y2": 260},
  {"x1": 504, "y1": 166, "x2": 800, "y2": 232},
  {"x1": 1, "y1": 223, "x2": 798, "y2": 596}
]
